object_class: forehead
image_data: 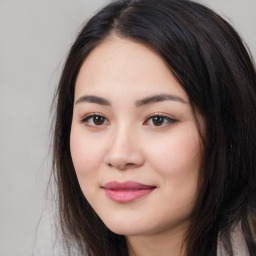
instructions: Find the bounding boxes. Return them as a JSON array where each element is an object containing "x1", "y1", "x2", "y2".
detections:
[{"x1": 75, "y1": 36, "x2": 188, "y2": 102}]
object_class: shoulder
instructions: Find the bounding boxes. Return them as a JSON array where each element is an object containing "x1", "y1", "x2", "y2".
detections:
[{"x1": 217, "y1": 222, "x2": 249, "y2": 256}]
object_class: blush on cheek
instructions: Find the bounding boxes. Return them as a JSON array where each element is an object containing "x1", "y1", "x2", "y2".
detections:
[
  {"x1": 71, "y1": 147, "x2": 104, "y2": 187},
  {"x1": 71, "y1": 136, "x2": 94, "y2": 164},
  {"x1": 155, "y1": 146, "x2": 200, "y2": 177}
]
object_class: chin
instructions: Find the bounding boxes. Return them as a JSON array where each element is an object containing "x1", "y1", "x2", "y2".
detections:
[{"x1": 103, "y1": 219, "x2": 148, "y2": 236}]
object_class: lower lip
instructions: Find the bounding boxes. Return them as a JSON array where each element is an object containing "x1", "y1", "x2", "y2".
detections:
[{"x1": 104, "y1": 188, "x2": 155, "y2": 203}]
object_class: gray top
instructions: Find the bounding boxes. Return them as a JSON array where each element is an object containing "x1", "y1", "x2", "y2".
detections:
[{"x1": 217, "y1": 222, "x2": 249, "y2": 256}]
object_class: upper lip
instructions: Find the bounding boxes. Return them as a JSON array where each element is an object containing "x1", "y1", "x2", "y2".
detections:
[{"x1": 102, "y1": 181, "x2": 156, "y2": 190}]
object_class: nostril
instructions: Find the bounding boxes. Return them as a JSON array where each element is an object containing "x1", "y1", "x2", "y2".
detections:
[
  {"x1": 106, "y1": 161, "x2": 137, "y2": 170},
  {"x1": 125, "y1": 163, "x2": 138, "y2": 169}
]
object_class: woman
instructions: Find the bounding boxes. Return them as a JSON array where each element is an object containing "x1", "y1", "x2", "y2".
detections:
[{"x1": 52, "y1": 0, "x2": 256, "y2": 255}]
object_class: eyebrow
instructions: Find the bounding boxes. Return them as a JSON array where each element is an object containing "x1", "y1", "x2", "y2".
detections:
[
  {"x1": 135, "y1": 94, "x2": 187, "y2": 107},
  {"x1": 75, "y1": 95, "x2": 111, "y2": 106},
  {"x1": 75, "y1": 93, "x2": 187, "y2": 107}
]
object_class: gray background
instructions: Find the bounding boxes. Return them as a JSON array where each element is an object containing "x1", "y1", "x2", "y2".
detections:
[{"x1": 0, "y1": 1, "x2": 255, "y2": 255}]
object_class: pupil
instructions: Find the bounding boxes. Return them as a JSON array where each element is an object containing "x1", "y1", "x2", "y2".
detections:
[
  {"x1": 94, "y1": 116, "x2": 104, "y2": 125},
  {"x1": 153, "y1": 116, "x2": 163, "y2": 126}
]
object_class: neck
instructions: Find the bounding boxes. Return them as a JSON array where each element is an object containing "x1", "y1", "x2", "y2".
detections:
[{"x1": 126, "y1": 225, "x2": 187, "y2": 256}]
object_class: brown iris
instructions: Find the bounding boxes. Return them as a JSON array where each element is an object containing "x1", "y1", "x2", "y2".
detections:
[
  {"x1": 93, "y1": 116, "x2": 105, "y2": 125},
  {"x1": 152, "y1": 116, "x2": 164, "y2": 126}
]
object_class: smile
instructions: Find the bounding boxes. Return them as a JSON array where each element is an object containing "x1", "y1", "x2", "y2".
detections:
[{"x1": 102, "y1": 181, "x2": 156, "y2": 203}]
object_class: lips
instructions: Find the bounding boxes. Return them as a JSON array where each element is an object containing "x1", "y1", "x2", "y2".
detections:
[{"x1": 102, "y1": 181, "x2": 156, "y2": 203}]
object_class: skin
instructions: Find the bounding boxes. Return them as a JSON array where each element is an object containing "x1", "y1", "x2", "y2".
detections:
[{"x1": 70, "y1": 36, "x2": 203, "y2": 256}]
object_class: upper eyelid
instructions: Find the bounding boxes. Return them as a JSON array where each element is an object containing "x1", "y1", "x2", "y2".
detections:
[
  {"x1": 79, "y1": 113, "x2": 109, "y2": 126},
  {"x1": 143, "y1": 113, "x2": 177, "y2": 126},
  {"x1": 81, "y1": 112, "x2": 106, "y2": 120},
  {"x1": 79, "y1": 112, "x2": 176, "y2": 124},
  {"x1": 145, "y1": 112, "x2": 176, "y2": 120}
]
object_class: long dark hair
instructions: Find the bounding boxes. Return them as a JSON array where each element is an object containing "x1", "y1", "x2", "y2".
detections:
[{"x1": 52, "y1": 0, "x2": 256, "y2": 255}]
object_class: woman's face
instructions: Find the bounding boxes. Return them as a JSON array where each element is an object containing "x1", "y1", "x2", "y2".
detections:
[{"x1": 70, "y1": 37, "x2": 202, "y2": 238}]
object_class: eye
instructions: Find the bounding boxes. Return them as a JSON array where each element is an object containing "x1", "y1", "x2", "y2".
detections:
[
  {"x1": 144, "y1": 114, "x2": 176, "y2": 127},
  {"x1": 81, "y1": 114, "x2": 109, "y2": 126}
]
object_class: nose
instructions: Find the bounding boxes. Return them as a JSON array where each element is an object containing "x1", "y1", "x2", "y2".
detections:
[{"x1": 104, "y1": 126, "x2": 144, "y2": 170}]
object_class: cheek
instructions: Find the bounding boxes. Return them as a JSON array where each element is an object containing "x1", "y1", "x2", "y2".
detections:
[
  {"x1": 70, "y1": 127, "x2": 106, "y2": 202},
  {"x1": 70, "y1": 126, "x2": 104, "y2": 180},
  {"x1": 148, "y1": 126, "x2": 201, "y2": 178}
]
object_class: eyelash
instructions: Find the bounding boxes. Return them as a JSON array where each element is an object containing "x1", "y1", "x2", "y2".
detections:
[
  {"x1": 80, "y1": 113, "x2": 176, "y2": 127},
  {"x1": 80, "y1": 113, "x2": 109, "y2": 126},
  {"x1": 144, "y1": 113, "x2": 176, "y2": 127}
]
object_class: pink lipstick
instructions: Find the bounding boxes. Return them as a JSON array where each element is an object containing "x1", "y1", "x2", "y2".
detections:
[{"x1": 102, "y1": 181, "x2": 156, "y2": 203}]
